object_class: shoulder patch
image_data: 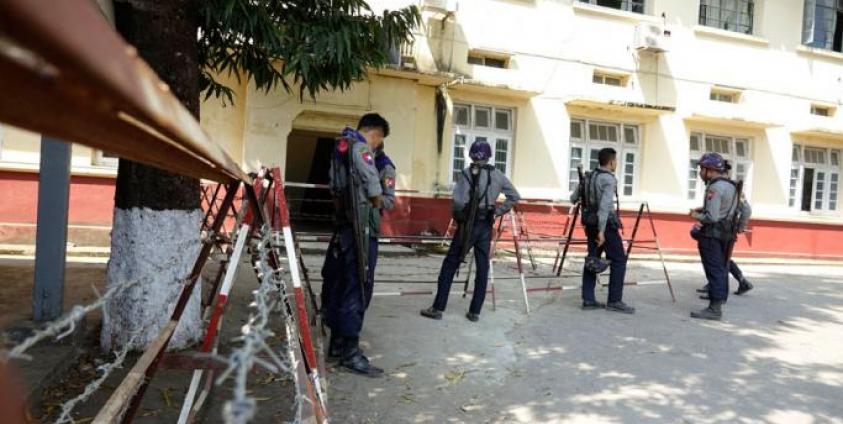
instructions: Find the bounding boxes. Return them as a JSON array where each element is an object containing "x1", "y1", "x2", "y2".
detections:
[
  {"x1": 706, "y1": 189, "x2": 716, "y2": 200},
  {"x1": 361, "y1": 151, "x2": 373, "y2": 165},
  {"x1": 385, "y1": 176, "x2": 396, "y2": 188}
]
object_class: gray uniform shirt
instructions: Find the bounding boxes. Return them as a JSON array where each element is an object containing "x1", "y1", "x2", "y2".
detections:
[
  {"x1": 329, "y1": 140, "x2": 382, "y2": 205},
  {"x1": 379, "y1": 163, "x2": 396, "y2": 210},
  {"x1": 692, "y1": 178, "x2": 737, "y2": 224},
  {"x1": 737, "y1": 194, "x2": 752, "y2": 232},
  {"x1": 570, "y1": 168, "x2": 620, "y2": 233},
  {"x1": 453, "y1": 165, "x2": 520, "y2": 216}
]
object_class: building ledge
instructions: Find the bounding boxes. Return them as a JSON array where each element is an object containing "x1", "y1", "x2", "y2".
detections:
[
  {"x1": 373, "y1": 66, "x2": 456, "y2": 86},
  {"x1": 684, "y1": 112, "x2": 779, "y2": 129},
  {"x1": 565, "y1": 97, "x2": 675, "y2": 118},
  {"x1": 454, "y1": 78, "x2": 541, "y2": 99},
  {"x1": 791, "y1": 127, "x2": 843, "y2": 141},
  {"x1": 693, "y1": 25, "x2": 769, "y2": 46},
  {"x1": 0, "y1": 161, "x2": 117, "y2": 178},
  {"x1": 572, "y1": 2, "x2": 659, "y2": 23},
  {"x1": 796, "y1": 45, "x2": 843, "y2": 63}
]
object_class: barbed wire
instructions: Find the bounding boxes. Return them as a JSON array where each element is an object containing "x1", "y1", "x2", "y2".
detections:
[
  {"x1": 1, "y1": 278, "x2": 142, "y2": 362},
  {"x1": 53, "y1": 334, "x2": 137, "y2": 424},
  {"x1": 216, "y1": 230, "x2": 304, "y2": 424}
]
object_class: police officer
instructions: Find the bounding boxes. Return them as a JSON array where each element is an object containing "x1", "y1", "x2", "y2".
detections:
[
  {"x1": 690, "y1": 152, "x2": 742, "y2": 321},
  {"x1": 420, "y1": 140, "x2": 520, "y2": 322},
  {"x1": 367, "y1": 143, "x2": 396, "y2": 308},
  {"x1": 571, "y1": 148, "x2": 635, "y2": 314},
  {"x1": 695, "y1": 192, "x2": 753, "y2": 298},
  {"x1": 321, "y1": 113, "x2": 387, "y2": 376}
]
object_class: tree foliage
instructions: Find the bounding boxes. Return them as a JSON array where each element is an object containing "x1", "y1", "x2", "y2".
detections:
[{"x1": 198, "y1": 0, "x2": 422, "y2": 103}]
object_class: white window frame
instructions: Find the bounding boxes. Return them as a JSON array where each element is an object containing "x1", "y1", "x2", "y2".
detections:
[
  {"x1": 789, "y1": 144, "x2": 841, "y2": 214},
  {"x1": 578, "y1": 0, "x2": 645, "y2": 14},
  {"x1": 449, "y1": 104, "x2": 514, "y2": 184},
  {"x1": 592, "y1": 73, "x2": 625, "y2": 87},
  {"x1": 568, "y1": 118, "x2": 641, "y2": 198},
  {"x1": 94, "y1": 150, "x2": 119, "y2": 167},
  {"x1": 688, "y1": 132, "x2": 754, "y2": 204}
]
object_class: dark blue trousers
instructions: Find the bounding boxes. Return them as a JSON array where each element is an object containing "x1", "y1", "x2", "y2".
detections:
[
  {"x1": 582, "y1": 224, "x2": 627, "y2": 303},
  {"x1": 728, "y1": 260, "x2": 744, "y2": 282},
  {"x1": 698, "y1": 236, "x2": 730, "y2": 301},
  {"x1": 432, "y1": 219, "x2": 492, "y2": 314},
  {"x1": 366, "y1": 236, "x2": 378, "y2": 309},
  {"x1": 320, "y1": 226, "x2": 372, "y2": 338}
]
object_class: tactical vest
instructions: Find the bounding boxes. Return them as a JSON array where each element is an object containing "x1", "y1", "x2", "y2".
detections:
[
  {"x1": 581, "y1": 168, "x2": 618, "y2": 228},
  {"x1": 332, "y1": 137, "x2": 377, "y2": 233},
  {"x1": 460, "y1": 165, "x2": 495, "y2": 221},
  {"x1": 700, "y1": 177, "x2": 738, "y2": 241}
]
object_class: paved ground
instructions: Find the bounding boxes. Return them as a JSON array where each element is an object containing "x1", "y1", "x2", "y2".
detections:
[
  {"x1": 318, "y1": 254, "x2": 843, "y2": 424},
  {"x1": 3, "y1": 250, "x2": 843, "y2": 423}
]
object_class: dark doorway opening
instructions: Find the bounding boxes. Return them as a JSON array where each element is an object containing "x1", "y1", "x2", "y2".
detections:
[
  {"x1": 285, "y1": 130, "x2": 336, "y2": 232},
  {"x1": 801, "y1": 168, "x2": 814, "y2": 212}
]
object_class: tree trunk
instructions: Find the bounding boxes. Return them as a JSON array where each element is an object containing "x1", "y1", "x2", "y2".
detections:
[{"x1": 102, "y1": 0, "x2": 204, "y2": 352}]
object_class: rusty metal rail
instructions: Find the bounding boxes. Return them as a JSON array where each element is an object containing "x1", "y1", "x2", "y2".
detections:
[{"x1": 0, "y1": 0, "x2": 248, "y2": 183}]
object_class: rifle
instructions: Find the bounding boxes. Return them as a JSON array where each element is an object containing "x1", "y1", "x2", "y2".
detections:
[
  {"x1": 724, "y1": 179, "x2": 744, "y2": 265},
  {"x1": 341, "y1": 137, "x2": 370, "y2": 305},
  {"x1": 457, "y1": 164, "x2": 481, "y2": 264}
]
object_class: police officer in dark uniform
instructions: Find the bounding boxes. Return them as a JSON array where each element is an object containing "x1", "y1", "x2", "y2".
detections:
[
  {"x1": 321, "y1": 113, "x2": 387, "y2": 376},
  {"x1": 366, "y1": 143, "x2": 396, "y2": 308},
  {"x1": 420, "y1": 140, "x2": 520, "y2": 322},
  {"x1": 690, "y1": 152, "x2": 742, "y2": 321},
  {"x1": 695, "y1": 191, "x2": 754, "y2": 298},
  {"x1": 571, "y1": 148, "x2": 635, "y2": 314}
]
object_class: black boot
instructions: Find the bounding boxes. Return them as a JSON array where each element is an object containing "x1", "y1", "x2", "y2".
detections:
[
  {"x1": 327, "y1": 333, "x2": 344, "y2": 360},
  {"x1": 420, "y1": 307, "x2": 443, "y2": 320},
  {"x1": 606, "y1": 301, "x2": 635, "y2": 314},
  {"x1": 690, "y1": 300, "x2": 724, "y2": 321},
  {"x1": 696, "y1": 284, "x2": 710, "y2": 294},
  {"x1": 341, "y1": 337, "x2": 383, "y2": 378},
  {"x1": 734, "y1": 279, "x2": 754, "y2": 295}
]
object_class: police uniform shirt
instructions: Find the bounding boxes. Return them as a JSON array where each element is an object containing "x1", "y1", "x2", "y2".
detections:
[
  {"x1": 329, "y1": 137, "x2": 382, "y2": 205},
  {"x1": 737, "y1": 195, "x2": 752, "y2": 232},
  {"x1": 570, "y1": 168, "x2": 620, "y2": 233},
  {"x1": 692, "y1": 179, "x2": 737, "y2": 224},
  {"x1": 452, "y1": 165, "x2": 521, "y2": 216},
  {"x1": 375, "y1": 150, "x2": 396, "y2": 210}
]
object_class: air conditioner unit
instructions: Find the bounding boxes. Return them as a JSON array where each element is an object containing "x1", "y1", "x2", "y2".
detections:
[
  {"x1": 423, "y1": 0, "x2": 459, "y2": 13},
  {"x1": 633, "y1": 23, "x2": 669, "y2": 53}
]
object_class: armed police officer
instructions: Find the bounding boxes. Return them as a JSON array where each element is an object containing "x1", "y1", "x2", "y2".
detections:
[
  {"x1": 571, "y1": 148, "x2": 635, "y2": 314},
  {"x1": 366, "y1": 142, "x2": 397, "y2": 308},
  {"x1": 695, "y1": 184, "x2": 753, "y2": 298},
  {"x1": 420, "y1": 140, "x2": 520, "y2": 322},
  {"x1": 689, "y1": 152, "x2": 746, "y2": 321},
  {"x1": 321, "y1": 113, "x2": 388, "y2": 377}
]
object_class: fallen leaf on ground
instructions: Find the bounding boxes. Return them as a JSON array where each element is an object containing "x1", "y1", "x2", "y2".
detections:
[
  {"x1": 444, "y1": 370, "x2": 466, "y2": 386},
  {"x1": 400, "y1": 393, "x2": 416, "y2": 404}
]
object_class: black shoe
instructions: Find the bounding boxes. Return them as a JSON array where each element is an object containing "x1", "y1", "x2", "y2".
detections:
[
  {"x1": 465, "y1": 312, "x2": 480, "y2": 322},
  {"x1": 341, "y1": 338, "x2": 383, "y2": 378},
  {"x1": 606, "y1": 301, "x2": 635, "y2": 314},
  {"x1": 690, "y1": 300, "x2": 724, "y2": 321},
  {"x1": 327, "y1": 334, "x2": 343, "y2": 360},
  {"x1": 734, "y1": 280, "x2": 754, "y2": 295},
  {"x1": 696, "y1": 284, "x2": 710, "y2": 294},
  {"x1": 342, "y1": 353, "x2": 384, "y2": 377},
  {"x1": 420, "y1": 307, "x2": 443, "y2": 320},
  {"x1": 581, "y1": 300, "x2": 606, "y2": 310}
]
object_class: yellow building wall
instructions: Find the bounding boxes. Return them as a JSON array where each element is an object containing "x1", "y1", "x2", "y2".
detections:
[{"x1": 2, "y1": 0, "x2": 842, "y2": 227}]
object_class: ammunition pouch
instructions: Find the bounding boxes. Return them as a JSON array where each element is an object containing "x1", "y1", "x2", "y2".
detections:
[{"x1": 700, "y1": 221, "x2": 735, "y2": 242}]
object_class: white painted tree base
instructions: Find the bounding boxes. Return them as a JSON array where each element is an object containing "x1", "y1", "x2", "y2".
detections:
[{"x1": 101, "y1": 207, "x2": 204, "y2": 352}]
